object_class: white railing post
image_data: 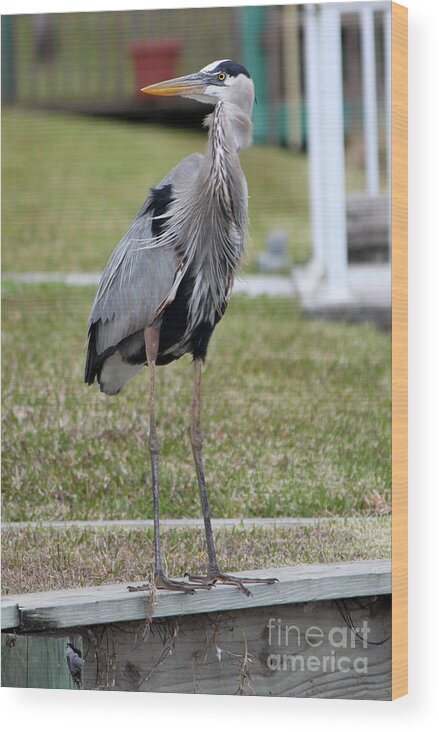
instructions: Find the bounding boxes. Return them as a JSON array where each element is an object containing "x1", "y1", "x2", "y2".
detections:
[
  {"x1": 361, "y1": 6, "x2": 380, "y2": 196},
  {"x1": 384, "y1": 4, "x2": 392, "y2": 254},
  {"x1": 304, "y1": 4, "x2": 325, "y2": 276},
  {"x1": 384, "y1": 4, "x2": 392, "y2": 193},
  {"x1": 318, "y1": 4, "x2": 349, "y2": 300}
]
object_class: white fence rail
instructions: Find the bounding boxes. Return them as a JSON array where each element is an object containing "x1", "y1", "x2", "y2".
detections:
[{"x1": 304, "y1": 2, "x2": 391, "y2": 304}]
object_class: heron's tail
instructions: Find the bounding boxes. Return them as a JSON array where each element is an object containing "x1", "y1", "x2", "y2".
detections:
[
  {"x1": 85, "y1": 322, "x2": 145, "y2": 395},
  {"x1": 84, "y1": 323, "x2": 98, "y2": 386}
]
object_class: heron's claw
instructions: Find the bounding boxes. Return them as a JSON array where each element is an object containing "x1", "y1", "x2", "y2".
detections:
[
  {"x1": 128, "y1": 583, "x2": 150, "y2": 592},
  {"x1": 155, "y1": 572, "x2": 213, "y2": 594},
  {"x1": 127, "y1": 572, "x2": 213, "y2": 594},
  {"x1": 185, "y1": 570, "x2": 279, "y2": 597}
]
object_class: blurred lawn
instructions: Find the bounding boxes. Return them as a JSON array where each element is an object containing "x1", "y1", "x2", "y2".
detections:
[
  {"x1": 2, "y1": 108, "x2": 312, "y2": 273},
  {"x1": 2, "y1": 107, "x2": 390, "y2": 529},
  {"x1": 2, "y1": 283, "x2": 391, "y2": 522}
]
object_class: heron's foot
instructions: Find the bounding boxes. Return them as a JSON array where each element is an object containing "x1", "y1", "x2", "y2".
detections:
[
  {"x1": 185, "y1": 569, "x2": 279, "y2": 597},
  {"x1": 155, "y1": 571, "x2": 213, "y2": 594},
  {"x1": 127, "y1": 572, "x2": 212, "y2": 594}
]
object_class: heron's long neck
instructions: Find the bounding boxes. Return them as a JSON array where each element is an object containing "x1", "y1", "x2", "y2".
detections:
[
  {"x1": 204, "y1": 101, "x2": 250, "y2": 231},
  {"x1": 208, "y1": 100, "x2": 253, "y2": 156},
  {"x1": 161, "y1": 101, "x2": 250, "y2": 328}
]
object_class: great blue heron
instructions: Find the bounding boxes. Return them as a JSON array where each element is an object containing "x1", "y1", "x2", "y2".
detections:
[{"x1": 85, "y1": 59, "x2": 278, "y2": 595}]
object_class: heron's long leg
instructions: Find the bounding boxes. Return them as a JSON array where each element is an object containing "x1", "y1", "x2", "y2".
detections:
[
  {"x1": 187, "y1": 359, "x2": 278, "y2": 596},
  {"x1": 144, "y1": 327, "x2": 162, "y2": 574},
  {"x1": 129, "y1": 328, "x2": 210, "y2": 595},
  {"x1": 190, "y1": 358, "x2": 220, "y2": 572}
]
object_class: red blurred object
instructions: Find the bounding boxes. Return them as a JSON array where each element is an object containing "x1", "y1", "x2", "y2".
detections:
[{"x1": 130, "y1": 40, "x2": 183, "y2": 98}]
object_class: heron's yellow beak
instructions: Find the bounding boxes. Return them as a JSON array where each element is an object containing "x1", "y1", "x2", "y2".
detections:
[{"x1": 141, "y1": 72, "x2": 208, "y2": 97}]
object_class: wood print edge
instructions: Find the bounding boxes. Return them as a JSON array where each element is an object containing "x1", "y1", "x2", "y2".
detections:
[{"x1": 391, "y1": 0, "x2": 408, "y2": 701}]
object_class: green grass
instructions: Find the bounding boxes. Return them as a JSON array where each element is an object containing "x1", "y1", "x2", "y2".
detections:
[
  {"x1": 2, "y1": 109, "x2": 391, "y2": 530},
  {"x1": 2, "y1": 108, "x2": 312, "y2": 273},
  {"x1": 2, "y1": 283, "x2": 391, "y2": 523},
  {"x1": 2, "y1": 519, "x2": 391, "y2": 595}
]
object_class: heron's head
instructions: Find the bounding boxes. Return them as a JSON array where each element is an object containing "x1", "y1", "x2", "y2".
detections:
[{"x1": 141, "y1": 59, "x2": 255, "y2": 117}]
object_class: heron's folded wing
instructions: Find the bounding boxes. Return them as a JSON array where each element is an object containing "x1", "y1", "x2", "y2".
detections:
[{"x1": 88, "y1": 153, "x2": 204, "y2": 356}]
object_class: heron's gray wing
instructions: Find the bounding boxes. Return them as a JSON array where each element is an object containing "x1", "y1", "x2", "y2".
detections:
[
  {"x1": 88, "y1": 153, "x2": 203, "y2": 356},
  {"x1": 89, "y1": 224, "x2": 175, "y2": 355}
]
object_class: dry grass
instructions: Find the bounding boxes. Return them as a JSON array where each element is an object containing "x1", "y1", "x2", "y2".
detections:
[{"x1": 2, "y1": 518, "x2": 391, "y2": 595}]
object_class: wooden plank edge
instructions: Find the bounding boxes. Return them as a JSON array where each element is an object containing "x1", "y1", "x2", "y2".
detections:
[
  {"x1": 391, "y1": 1, "x2": 408, "y2": 701},
  {"x1": 1, "y1": 560, "x2": 391, "y2": 632},
  {"x1": 1, "y1": 598, "x2": 20, "y2": 630},
  {"x1": 1, "y1": 516, "x2": 388, "y2": 531}
]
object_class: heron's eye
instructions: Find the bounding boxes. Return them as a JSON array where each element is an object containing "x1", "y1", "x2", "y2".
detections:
[{"x1": 218, "y1": 72, "x2": 226, "y2": 82}]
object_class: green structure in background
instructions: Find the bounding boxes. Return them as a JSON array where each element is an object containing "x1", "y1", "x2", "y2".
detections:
[
  {"x1": 240, "y1": 6, "x2": 268, "y2": 144},
  {"x1": 1, "y1": 16, "x2": 15, "y2": 103},
  {"x1": 240, "y1": 5, "x2": 292, "y2": 147}
]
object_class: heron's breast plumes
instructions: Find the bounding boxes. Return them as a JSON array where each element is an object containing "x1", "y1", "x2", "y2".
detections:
[{"x1": 152, "y1": 100, "x2": 250, "y2": 341}]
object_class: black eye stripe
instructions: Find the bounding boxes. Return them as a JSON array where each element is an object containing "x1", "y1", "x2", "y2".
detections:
[{"x1": 210, "y1": 60, "x2": 251, "y2": 79}]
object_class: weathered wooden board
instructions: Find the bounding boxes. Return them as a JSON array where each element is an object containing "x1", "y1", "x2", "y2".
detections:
[
  {"x1": 1, "y1": 563, "x2": 391, "y2": 697},
  {"x1": 1, "y1": 516, "x2": 361, "y2": 530},
  {"x1": 76, "y1": 597, "x2": 391, "y2": 699},
  {"x1": 1, "y1": 633, "x2": 83, "y2": 689},
  {"x1": 347, "y1": 194, "x2": 389, "y2": 262},
  {"x1": 1, "y1": 597, "x2": 20, "y2": 630},
  {"x1": 1, "y1": 633, "x2": 28, "y2": 688},
  {"x1": 2, "y1": 561, "x2": 391, "y2": 631}
]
